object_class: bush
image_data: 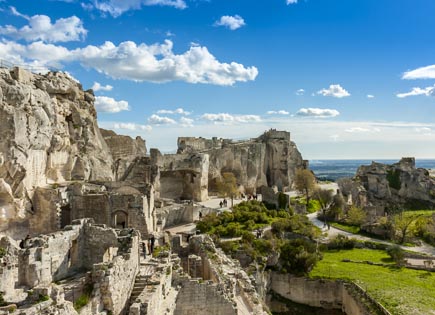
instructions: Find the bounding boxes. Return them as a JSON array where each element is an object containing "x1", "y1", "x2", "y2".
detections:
[
  {"x1": 386, "y1": 245, "x2": 405, "y2": 266},
  {"x1": 386, "y1": 169, "x2": 401, "y2": 190},
  {"x1": 279, "y1": 239, "x2": 319, "y2": 276},
  {"x1": 0, "y1": 247, "x2": 6, "y2": 258},
  {"x1": 74, "y1": 294, "x2": 89, "y2": 311},
  {"x1": 328, "y1": 235, "x2": 356, "y2": 250},
  {"x1": 346, "y1": 206, "x2": 366, "y2": 226}
]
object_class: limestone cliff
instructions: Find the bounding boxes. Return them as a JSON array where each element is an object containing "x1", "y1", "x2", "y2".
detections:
[
  {"x1": 0, "y1": 67, "x2": 113, "y2": 233},
  {"x1": 177, "y1": 129, "x2": 305, "y2": 193},
  {"x1": 100, "y1": 128, "x2": 147, "y2": 180},
  {"x1": 348, "y1": 158, "x2": 435, "y2": 209}
]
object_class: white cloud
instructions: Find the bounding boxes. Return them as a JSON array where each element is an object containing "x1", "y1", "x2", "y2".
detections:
[
  {"x1": 267, "y1": 110, "x2": 289, "y2": 115},
  {"x1": 295, "y1": 88, "x2": 305, "y2": 95},
  {"x1": 92, "y1": 82, "x2": 113, "y2": 91},
  {"x1": 94, "y1": 96, "x2": 129, "y2": 113},
  {"x1": 148, "y1": 114, "x2": 176, "y2": 125},
  {"x1": 114, "y1": 122, "x2": 152, "y2": 131},
  {"x1": 93, "y1": 0, "x2": 187, "y2": 17},
  {"x1": 179, "y1": 117, "x2": 194, "y2": 127},
  {"x1": 287, "y1": 0, "x2": 298, "y2": 4},
  {"x1": 201, "y1": 113, "x2": 261, "y2": 124},
  {"x1": 415, "y1": 127, "x2": 432, "y2": 136},
  {"x1": 317, "y1": 84, "x2": 350, "y2": 98},
  {"x1": 345, "y1": 127, "x2": 380, "y2": 133},
  {"x1": 396, "y1": 85, "x2": 435, "y2": 98},
  {"x1": 296, "y1": 108, "x2": 340, "y2": 118},
  {"x1": 367, "y1": 94, "x2": 375, "y2": 99},
  {"x1": 0, "y1": 39, "x2": 258, "y2": 86},
  {"x1": 157, "y1": 107, "x2": 191, "y2": 115},
  {"x1": 0, "y1": 13, "x2": 87, "y2": 42},
  {"x1": 214, "y1": 15, "x2": 246, "y2": 31},
  {"x1": 403, "y1": 65, "x2": 435, "y2": 80}
]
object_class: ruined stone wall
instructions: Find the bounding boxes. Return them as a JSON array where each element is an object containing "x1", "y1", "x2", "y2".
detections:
[
  {"x1": 17, "y1": 222, "x2": 83, "y2": 288},
  {"x1": 177, "y1": 137, "x2": 224, "y2": 153},
  {"x1": 160, "y1": 154, "x2": 209, "y2": 201},
  {"x1": 269, "y1": 273, "x2": 380, "y2": 315},
  {"x1": 352, "y1": 157, "x2": 435, "y2": 209},
  {"x1": 92, "y1": 230, "x2": 140, "y2": 315},
  {"x1": 176, "y1": 130, "x2": 304, "y2": 194},
  {"x1": 101, "y1": 128, "x2": 147, "y2": 180},
  {"x1": 173, "y1": 279, "x2": 237, "y2": 315}
]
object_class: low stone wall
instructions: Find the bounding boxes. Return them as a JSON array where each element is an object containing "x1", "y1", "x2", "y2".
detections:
[{"x1": 269, "y1": 273, "x2": 391, "y2": 315}]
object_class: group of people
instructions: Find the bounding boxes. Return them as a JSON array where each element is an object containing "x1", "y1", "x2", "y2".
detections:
[
  {"x1": 219, "y1": 199, "x2": 228, "y2": 208},
  {"x1": 141, "y1": 234, "x2": 156, "y2": 259},
  {"x1": 240, "y1": 193, "x2": 258, "y2": 200}
]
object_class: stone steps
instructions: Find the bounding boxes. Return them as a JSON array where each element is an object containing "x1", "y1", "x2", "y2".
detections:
[{"x1": 129, "y1": 264, "x2": 156, "y2": 302}]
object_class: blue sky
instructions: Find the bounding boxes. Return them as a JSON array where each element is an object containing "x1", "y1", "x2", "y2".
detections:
[{"x1": 1, "y1": 0, "x2": 435, "y2": 159}]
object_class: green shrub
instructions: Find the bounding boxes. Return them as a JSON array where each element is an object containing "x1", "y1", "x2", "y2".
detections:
[
  {"x1": 0, "y1": 247, "x2": 6, "y2": 258},
  {"x1": 279, "y1": 239, "x2": 319, "y2": 276},
  {"x1": 386, "y1": 169, "x2": 401, "y2": 190},
  {"x1": 386, "y1": 245, "x2": 405, "y2": 266},
  {"x1": 328, "y1": 235, "x2": 356, "y2": 250},
  {"x1": 74, "y1": 294, "x2": 89, "y2": 311}
]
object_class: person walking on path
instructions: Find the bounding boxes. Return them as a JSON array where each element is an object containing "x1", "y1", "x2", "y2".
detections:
[
  {"x1": 150, "y1": 235, "x2": 156, "y2": 254},
  {"x1": 142, "y1": 241, "x2": 147, "y2": 258}
]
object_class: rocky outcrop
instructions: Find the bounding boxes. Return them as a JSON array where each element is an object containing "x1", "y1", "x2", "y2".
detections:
[
  {"x1": 177, "y1": 129, "x2": 306, "y2": 193},
  {"x1": 345, "y1": 158, "x2": 435, "y2": 210},
  {"x1": 101, "y1": 128, "x2": 147, "y2": 180},
  {"x1": 0, "y1": 67, "x2": 114, "y2": 234}
]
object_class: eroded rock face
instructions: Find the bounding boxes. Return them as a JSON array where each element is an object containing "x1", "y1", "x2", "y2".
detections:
[
  {"x1": 349, "y1": 157, "x2": 435, "y2": 209},
  {"x1": 100, "y1": 128, "x2": 147, "y2": 180},
  {"x1": 0, "y1": 67, "x2": 113, "y2": 233},
  {"x1": 177, "y1": 129, "x2": 305, "y2": 193}
]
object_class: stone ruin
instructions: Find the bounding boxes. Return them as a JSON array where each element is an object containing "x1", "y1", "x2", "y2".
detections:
[
  {"x1": 341, "y1": 157, "x2": 435, "y2": 211},
  {"x1": 0, "y1": 67, "x2": 309, "y2": 314}
]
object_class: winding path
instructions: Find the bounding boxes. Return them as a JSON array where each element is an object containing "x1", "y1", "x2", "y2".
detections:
[{"x1": 307, "y1": 212, "x2": 435, "y2": 257}]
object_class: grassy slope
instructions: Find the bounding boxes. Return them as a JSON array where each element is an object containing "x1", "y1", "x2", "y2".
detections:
[{"x1": 310, "y1": 249, "x2": 435, "y2": 315}]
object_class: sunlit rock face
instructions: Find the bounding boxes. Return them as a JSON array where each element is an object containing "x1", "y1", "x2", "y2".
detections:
[
  {"x1": 0, "y1": 67, "x2": 113, "y2": 233},
  {"x1": 177, "y1": 129, "x2": 305, "y2": 193}
]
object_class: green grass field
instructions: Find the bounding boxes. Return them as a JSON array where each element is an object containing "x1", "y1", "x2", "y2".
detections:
[
  {"x1": 310, "y1": 248, "x2": 435, "y2": 315},
  {"x1": 330, "y1": 222, "x2": 360, "y2": 234}
]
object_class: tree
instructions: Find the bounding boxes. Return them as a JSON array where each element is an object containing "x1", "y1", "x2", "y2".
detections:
[
  {"x1": 393, "y1": 213, "x2": 422, "y2": 244},
  {"x1": 313, "y1": 188, "x2": 334, "y2": 214},
  {"x1": 346, "y1": 206, "x2": 366, "y2": 226},
  {"x1": 216, "y1": 172, "x2": 238, "y2": 207},
  {"x1": 386, "y1": 245, "x2": 405, "y2": 266},
  {"x1": 294, "y1": 169, "x2": 316, "y2": 207}
]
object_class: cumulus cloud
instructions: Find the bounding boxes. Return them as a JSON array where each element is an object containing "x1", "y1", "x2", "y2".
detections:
[
  {"x1": 214, "y1": 15, "x2": 246, "y2": 30},
  {"x1": 396, "y1": 85, "x2": 435, "y2": 98},
  {"x1": 295, "y1": 88, "x2": 305, "y2": 95},
  {"x1": 94, "y1": 96, "x2": 129, "y2": 113},
  {"x1": 367, "y1": 94, "x2": 375, "y2": 99},
  {"x1": 415, "y1": 127, "x2": 432, "y2": 136},
  {"x1": 92, "y1": 82, "x2": 113, "y2": 91},
  {"x1": 0, "y1": 39, "x2": 258, "y2": 86},
  {"x1": 403, "y1": 65, "x2": 435, "y2": 80},
  {"x1": 317, "y1": 84, "x2": 350, "y2": 98},
  {"x1": 201, "y1": 113, "x2": 261, "y2": 124},
  {"x1": 179, "y1": 117, "x2": 194, "y2": 127},
  {"x1": 287, "y1": 0, "x2": 298, "y2": 4},
  {"x1": 148, "y1": 114, "x2": 176, "y2": 125},
  {"x1": 114, "y1": 122, "x2": 152, "y2": 131},
  {"x1": 157, "y1": 108, "x2": 191, "y2": 115},
  {"x1": 93, "y1": 0, "x2": 187, "y2": 17},
  {"x1": 296, "y1": 108, "x2": 340, "y2": 118},
  {"x1": 345, "y1": 127, "x2": 380, "y2": 133},
  {"x1": 0, "y1": 12, "x2": 87, "y2": 42},
  {"x1": 267, "y1": 110, "x2": 289, "y2": 115}
]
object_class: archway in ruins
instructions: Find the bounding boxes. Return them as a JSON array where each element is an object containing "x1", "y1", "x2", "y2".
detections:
[{"x1": 112, "y1": 210, "x2": 128, "y2": 229}]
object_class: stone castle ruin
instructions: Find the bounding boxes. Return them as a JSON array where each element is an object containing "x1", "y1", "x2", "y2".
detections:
[{"x1": 0, "y1": 67, "x2": 312, "y2": 314}]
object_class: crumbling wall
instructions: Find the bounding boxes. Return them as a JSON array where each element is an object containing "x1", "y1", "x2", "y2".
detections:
[
  {"x1": 173, "y1": 279, "x2": 237, "y2": 315},
  {"x1": 101, "y1": 129, "x2": 147, "y2": 180},
  {"x1": 176, "y1": 129, "x2": 305, "y2": 194},
  {"x1": 160, "y1": 154, "x2": 209, "y2": 201},
  {"x1": 92, "y1": 229, "x2": 140, "y2": 315}
]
